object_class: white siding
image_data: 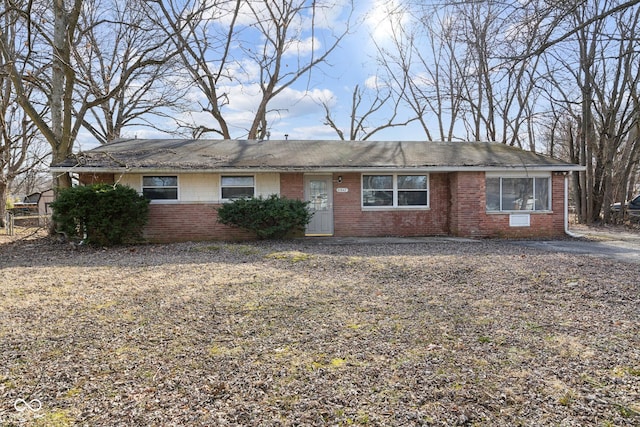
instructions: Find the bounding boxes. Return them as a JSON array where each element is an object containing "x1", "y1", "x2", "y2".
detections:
[
  {"x1": 256, "y1": 173, "x2": 280, "y2": 197},
  {"x1": 118, "y1": 174, "x2": 140, "y2": 191},
  {"x1": 118, "y1": 172, "x2": 280, "y2": 202},
  {"x1": 180, "y1": 174, "x2": 218, "y2": 202}
]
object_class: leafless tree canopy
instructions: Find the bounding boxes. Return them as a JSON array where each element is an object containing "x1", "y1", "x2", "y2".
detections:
[
  {"x1": 373, "y1": 0, "x2": 640, "y2": 223},
  {"x1": 76, "y1": 0, "x2": 188, "y2": 144},
  {"x1": 147, "y1": 0, "x2": 354, "y2": 140},
  {"x1": 0, "y1": 0, "x2": 50, "y2": 225},
  {"x1": 0, "y1": 0, "x2": 179, "y2": 188},
  {"x1": 1, "y1": 0, "x2": 639, "y2": 225}
]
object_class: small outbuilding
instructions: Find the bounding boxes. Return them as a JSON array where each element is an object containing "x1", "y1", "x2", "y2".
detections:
[
  {"x1": 10, "y1": 189, "x2": 54, "y2": 226},
  {"x1": 50, "y1": 139, "x2": 584, "y2": 242}
]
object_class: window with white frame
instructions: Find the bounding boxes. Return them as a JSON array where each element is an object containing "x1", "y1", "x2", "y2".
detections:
[
  {"x1": 486, "y1": 175, "x2": 550, "y2": 212},
  {"x1": 142, "y1": 176, "x2": 178, "y2": 200},
  {"x1": 362, "y1": 174, "x2": 429, "y2": 207},
  {"x1": 221, "y1": 176, "x2": 255, "y2": 199}
]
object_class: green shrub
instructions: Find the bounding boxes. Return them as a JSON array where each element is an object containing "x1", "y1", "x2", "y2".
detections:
[
  {"x1": 51, "y1": 184, "x2": 149, "y2": 246},
  {"x1": 216, "y1": 194, "x2": 312, "y2": 239}
]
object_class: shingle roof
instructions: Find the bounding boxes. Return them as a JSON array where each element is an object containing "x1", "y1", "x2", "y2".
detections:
[{"x1": 50, "y1": 139, "x2": 583, "y2": 172}]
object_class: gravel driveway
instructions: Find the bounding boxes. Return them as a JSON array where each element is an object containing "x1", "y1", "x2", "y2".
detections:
[{"x1": 1, "y1": 229, "x2": 639, "y2": 426}]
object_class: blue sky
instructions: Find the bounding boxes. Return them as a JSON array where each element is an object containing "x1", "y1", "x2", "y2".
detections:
[
  {"x1": 76, "y1": 0, "x2": 422, "y2": 150},
  {"x1": 263, "y1": 0, "x2": 421, "y2": 141}
]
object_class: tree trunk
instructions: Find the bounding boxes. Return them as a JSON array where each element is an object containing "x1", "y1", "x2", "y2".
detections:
[{"x1": 0, "y1": 180, "x2": 7, "y2": 228}]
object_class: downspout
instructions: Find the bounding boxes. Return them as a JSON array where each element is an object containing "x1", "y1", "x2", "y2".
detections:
[{"x1": 565, "y1": 173, "x2": 581, "y2": 238}]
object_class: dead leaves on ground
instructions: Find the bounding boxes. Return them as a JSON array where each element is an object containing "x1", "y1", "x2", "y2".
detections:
[{"x1": 1, "y1": 238, "x2": 639, "y2": 426}]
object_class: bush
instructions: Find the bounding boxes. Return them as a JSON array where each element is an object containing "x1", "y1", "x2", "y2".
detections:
[
  {"x1": 216, "y1": 194, "x2": 312, "y2": 239},
  {"x1": 51, "y1": 184, "x2": 149, "y2": 246}
]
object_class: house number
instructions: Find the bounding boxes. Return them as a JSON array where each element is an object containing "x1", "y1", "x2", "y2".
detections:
[{"x1": 336, "y1": 188, "x2": 349, "y2": 193}]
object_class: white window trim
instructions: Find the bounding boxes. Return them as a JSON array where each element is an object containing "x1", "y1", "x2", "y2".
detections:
[
  {"x1": 486, "y1": 173, "x2": 552, "y2": 213},
  {"x1": 361, "y1": 173, "x2": 430, "y2": 210},
  {"x1": 141, "y1": 175, "x2": 179, "y2": 203},
  {"x1": 220, "y1": 174, "x2": 256, "y2": 201}
]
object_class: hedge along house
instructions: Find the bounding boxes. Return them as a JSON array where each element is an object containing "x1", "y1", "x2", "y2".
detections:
[{"x1": 50, "y1": 139, "x2": 584, "y2": 242}]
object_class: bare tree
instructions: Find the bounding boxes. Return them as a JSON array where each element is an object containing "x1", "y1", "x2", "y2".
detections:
[
  {"x1": 540, "y1": 0, "x2": 640, "y2": 223},
  {"x1": 0, "y1": 98, "x2": 49, "y2": 227},
  {"x1": 148, "y1": 0, "x2": 243, "y2": 139},
  {"x1": 375, "y1": 1, "x2": 548, "y2": 146},
  {"x1": 77, "y1": 0, "x2": 186, "y2": 144},
  {"x1": 0, "y1": 0, "x2": 176, "y2": 189},
  {"x1": 522, "y1": 0, "x2": 640, "y2": 58},
  {"x1": 151, "y1": 0, "x2": 353, "y2": 140},
  {"x1": 322, "y1": 79, "x2": 415, "y2": 140},
  {"x1": 0, "y1": 0, "x2": 49, "y2": 226},
  {"x1": 373, "y1": 5, "x2": 463, "y2": 141},
  {"x1": 242, "y1": 1, "x2": 353, "y2": 140}
]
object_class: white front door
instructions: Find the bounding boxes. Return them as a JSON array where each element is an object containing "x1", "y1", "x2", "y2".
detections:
[{"x1": 304, "y1": 175, "x2": 333, "y2": 236}]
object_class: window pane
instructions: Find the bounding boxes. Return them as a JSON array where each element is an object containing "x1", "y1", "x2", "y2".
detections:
[
  {"x1": 535, "y1": 178, "x2": 550, "y2": 210},
  {"x1": 143, "y1": 188, "x2": 177, "y2": 200},
  {"x1": 398, "y1": 191, "x2": 427, "y2": 206},
  {"x1": 363, "y1": 190, "x2": 393, "y2": 206},
  {"x1": 398, "y1": 175, "x2": 427, "y2": 189},
  {"x1": 309, "y1": 180, "x2": 328, "y2": 211},
  {"x1": 486, "y1": 178, "x2": 500, "y2": 211},
  {"x1": 222, "y1": 187, "x2": 254, "y2": 199},
  {"x1": 142, "y1": 176, "x2": 178, "y2": 200},
  {"x1": 363, "y1": 175, "x2": 392, "y2": 190},
  {"x1": 502, "y1": 178, "x2": 533, "y2": 210},
  {"x1": 143, "y1": 176, "x2": 177, "y2": 187},
  {"x1": 221, "y1": 176, "x2": 254, "y2": 186}
]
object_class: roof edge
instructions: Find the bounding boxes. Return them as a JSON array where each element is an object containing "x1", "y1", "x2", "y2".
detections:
[{"x1": 50, "y1": 165, "x2": 586, "y2": 174}]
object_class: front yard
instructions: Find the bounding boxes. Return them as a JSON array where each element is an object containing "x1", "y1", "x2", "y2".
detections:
[{"x1": 1, "y1": 234, "x2": 639, "y2": 426}]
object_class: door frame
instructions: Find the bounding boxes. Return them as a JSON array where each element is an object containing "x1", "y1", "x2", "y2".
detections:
[{"x1": 304, "y1": 174, "x2": 334, "y2": 236}]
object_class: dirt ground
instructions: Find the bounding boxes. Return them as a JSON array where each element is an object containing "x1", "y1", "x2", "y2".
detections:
[{"x1": 1, "y1": 227, "x2": 639, "y2": 426}]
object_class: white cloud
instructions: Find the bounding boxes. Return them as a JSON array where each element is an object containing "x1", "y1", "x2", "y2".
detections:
[
  {"x1": 365, "y1": 0, "x2": 408, "y2": 46},
  {"x1": 284, "y1": 36, "x2": 321, "y2": 57},
  {"x1": 271, "y1": 87, "x2": 334, "y2": 116},
  {"x1": 287, "y1": 123, "x2": 341, "y2": 140},
  {"x1": 177, "y1": 83, "x2": 335, "y2": 138},
  {"x1": 301, "y1": 0, "x2": 353, "y2": 29},
  {"x1": 364, "y1": 75, "x2": 380, "y2": 90}
]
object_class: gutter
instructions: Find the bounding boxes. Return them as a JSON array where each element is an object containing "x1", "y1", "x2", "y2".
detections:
[{"x1": 49, "y1": 165, "x2": 587, "y2": 175}]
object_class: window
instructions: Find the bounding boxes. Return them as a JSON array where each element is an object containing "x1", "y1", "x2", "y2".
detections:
[
  {"x1": 362, "y1": 174, "x2": 428, "y2": 207},
  {"x1": 486, "y1": 176, "x2": 550, "y2": 212},
  {"x1": 142, "y1": 176, "x2": 178, "y2": 200},
  {"x1": 221, "y1": 176, "x2": 255, "y2": 199}
]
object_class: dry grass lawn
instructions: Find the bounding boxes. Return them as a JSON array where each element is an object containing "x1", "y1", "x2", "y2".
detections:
[{"x1": 1, "y1": 230, "x2": 639, "y2": 426}]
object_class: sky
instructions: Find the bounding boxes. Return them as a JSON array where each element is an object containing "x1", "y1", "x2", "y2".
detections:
[{"x1": 76, "y1": 0, "x2": 422, "y2": 150}]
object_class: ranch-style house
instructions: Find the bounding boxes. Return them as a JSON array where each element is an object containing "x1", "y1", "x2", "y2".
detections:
[{"x1": 50, "y1": 139, "x2": 584, "y2": 242}]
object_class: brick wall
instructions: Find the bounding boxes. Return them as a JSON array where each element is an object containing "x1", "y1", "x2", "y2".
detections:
[
  {"x1": 76, "y1": 170, "x2": 568, "y2": 241},
  {"x1": 144, "y1": 203, "x2": 254, "y2": 243},
  {"x1": 280, "y1": 173, "x2": 304, "y2": 199},
  {"x1": 449, "y1": 172, "x2": 481, "y2": 236},
  {"x1": 451, "y1": 172, "x2": 567, "y2": 238},
  {"x1": 332, "y1": 172, "x2": 450, "y2": 237}
]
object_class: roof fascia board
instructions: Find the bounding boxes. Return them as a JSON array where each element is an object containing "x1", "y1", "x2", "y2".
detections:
[{"x1": 50, "y1": 165, "x2": 586, "y2": 174}]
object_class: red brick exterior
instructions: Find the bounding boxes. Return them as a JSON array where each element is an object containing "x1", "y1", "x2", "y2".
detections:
[
  {"x1": 280, "y1": 173, "x2": 304, "y2": 199},
  {"x1": 144, "y1": 203, "x2": 254, "y2": 243},
  {"x1": 449, "y1": 172, "x2": 566, "y2": 238},
  {"x1": 331, "y1": 172, "x2": 450, "y2": 237},
  {"x1": 77, "y1": 172, "x2": 254, "y2": 242},
  {"x1": 77, "y1": 171, "x2": 568, "y2": 242}
]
